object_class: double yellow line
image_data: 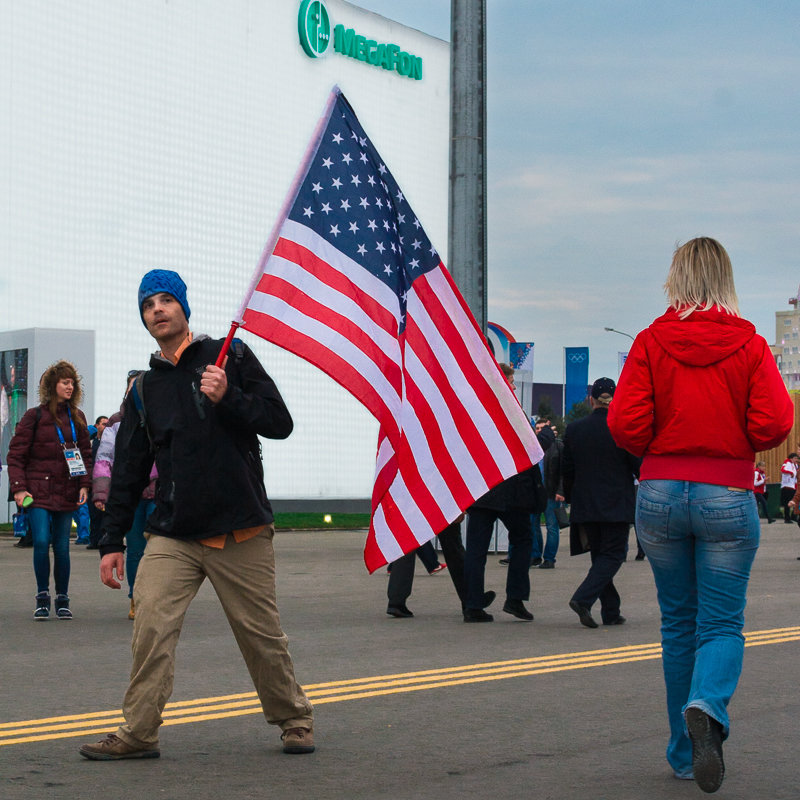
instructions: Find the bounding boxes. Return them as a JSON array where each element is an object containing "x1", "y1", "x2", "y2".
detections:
[{"x1": 3, "y1": 626, "x2": 798, "y2": 747}]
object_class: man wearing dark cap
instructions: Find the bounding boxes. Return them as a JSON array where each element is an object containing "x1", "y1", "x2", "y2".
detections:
[
  {"x1": 80, "y1": 269, "x2": 314, "y2": 761},
  {"x1": 562, "y1": 377, "x2": 640, "y2": 628}
]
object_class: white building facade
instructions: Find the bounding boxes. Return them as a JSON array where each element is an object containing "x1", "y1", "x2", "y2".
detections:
[{"x1": 0, "y1": 0, "x2": 450, "y2": 506}]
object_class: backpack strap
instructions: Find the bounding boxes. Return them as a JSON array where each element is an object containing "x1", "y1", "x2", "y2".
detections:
[
  {"x1": 129, "y1": 373, "x2": 155, "y2": 454},
  {"x1": 229, "y1": 337, "x2": 246, "y2": 364}
]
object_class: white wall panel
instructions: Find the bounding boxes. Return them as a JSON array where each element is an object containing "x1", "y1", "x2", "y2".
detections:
[{"x1": 0, "y1": 0, "x2": 450, "y2": 498}]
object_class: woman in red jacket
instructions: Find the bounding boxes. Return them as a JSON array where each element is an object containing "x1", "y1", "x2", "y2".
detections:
[
  {"x1": 7, "y1": 361, "x2": 92, "y2": 620},
  {"x1": 608, "y1": 238, "x2": 793, "y2": 793}
]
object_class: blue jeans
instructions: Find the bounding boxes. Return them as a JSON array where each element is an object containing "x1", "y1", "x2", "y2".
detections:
[
  {"x1": 530, "y1": 499, "x2": 561, "y2": 562},
  {"x1": 636, "y1": 480, "x2": 759, "y2": 777},
  {"x1": 28, "y1": 507, "x2": 73, "y2": 595},
  {"x1": 72, "y1": 503, "x2": 90, "y2": 542},
  {"x1": 126, "y1": 500, "x2": 155, "y2": 598}
]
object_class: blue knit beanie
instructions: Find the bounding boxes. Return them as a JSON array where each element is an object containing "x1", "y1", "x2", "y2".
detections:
[{"x1": 138, "y1": 269, "x2": 191, "y2": 326}]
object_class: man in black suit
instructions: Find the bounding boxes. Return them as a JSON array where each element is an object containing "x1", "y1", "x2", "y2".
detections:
[{"x1": 562, "y1": 377, "x2": 640, "y2": 628}]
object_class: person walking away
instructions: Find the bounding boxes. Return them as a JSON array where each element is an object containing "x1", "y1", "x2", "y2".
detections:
[
  {"x1": 608, "y1": 237, "x2": 793, "y2": 793},
  {"x1": 92, "y1": 372, "x2": 156, "y2": 620},
  {"x1": 463, "y1": 363, "x2": 551, "y2": 623},
  {"x1": 79, "y1": 270, "x2": 313, "y2": 761},
  {"x1": 6, "y1": 361, "x2": 93, "y2": 619},
  {"x1": 562, "y1": 377, "x2": 640, "y2": 629},
  {"x1": 779, "y1": 453, "x2": 798, "y2": 523},
  {"x1": 753, "y1": 461, "x2": 773, "y2": 524},
  {"x1": 386, "y1": 518, "x2": 485, "y2": 618}
]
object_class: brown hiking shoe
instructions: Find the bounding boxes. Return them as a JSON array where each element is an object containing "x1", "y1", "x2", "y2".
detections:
[
  {"x1": 79, "y1": 733, "x2": 160, "y2": 761},
  {"x1": 281, "y1": 726, "x2": 315, "y2": 754}
]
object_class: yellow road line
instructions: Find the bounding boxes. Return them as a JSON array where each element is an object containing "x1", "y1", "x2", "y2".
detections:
[{"x1": 2, "y1": 627, "x2": 798, "y2": 747}]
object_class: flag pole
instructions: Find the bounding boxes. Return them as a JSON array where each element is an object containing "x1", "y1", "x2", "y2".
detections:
[{"x1": 215, "y1": 85, "x2": 342, "y2": 367}]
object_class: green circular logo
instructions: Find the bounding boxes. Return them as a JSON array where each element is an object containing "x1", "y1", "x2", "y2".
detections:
[{"x1": 298, "y1": 0, "x2": 331, "y2": 58}]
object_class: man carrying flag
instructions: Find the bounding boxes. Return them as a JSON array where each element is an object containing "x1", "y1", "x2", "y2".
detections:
[
  {"x1": 79, "y1": 270, "x2": 314, "y2": 761},
  {"x1": 232, "y1": 87, "x2": 543, "y2": 570}
]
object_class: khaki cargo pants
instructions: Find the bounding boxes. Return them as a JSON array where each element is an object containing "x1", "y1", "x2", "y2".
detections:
[{"x1": 115, "y1": 526, "x2": 313, "y2": 747}]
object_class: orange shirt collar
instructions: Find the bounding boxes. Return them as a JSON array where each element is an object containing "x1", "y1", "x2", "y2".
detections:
[{"x1": 161, "y1": 332, "x2": 193, "y2": 365}]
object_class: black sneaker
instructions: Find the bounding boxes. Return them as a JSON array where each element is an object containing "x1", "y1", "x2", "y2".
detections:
[
  {"x1": 538, "y1": 560, "x2": 555, "y2": 569},
  {"x1": 685, "y1": 707, "x2": 724, "y2": 793},
  {"x1": 34, "y1": 592, "x2": 51, "y2": 620},
  {"x1": 55, "y1": 594, "x2": 72, "y2": 620},
  {"x1": 530, "y1": 557, "x2": 543, "y2": 567}
]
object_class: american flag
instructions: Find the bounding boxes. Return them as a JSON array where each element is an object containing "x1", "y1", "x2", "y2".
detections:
[{"x1": 239, "y1": 88, "x2": 542, "y2": 571}]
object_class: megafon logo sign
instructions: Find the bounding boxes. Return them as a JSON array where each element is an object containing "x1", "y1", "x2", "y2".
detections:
[{"x1": 298, "y1": 0, "x2": 423, "y2": 81}]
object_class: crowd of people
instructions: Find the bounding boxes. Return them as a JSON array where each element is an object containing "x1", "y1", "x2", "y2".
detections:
[{"x1": 3, "y1": 239, "x2": 798, "y2": 794}]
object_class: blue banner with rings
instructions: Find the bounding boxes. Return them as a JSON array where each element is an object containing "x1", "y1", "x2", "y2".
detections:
[{"x1": 564, "y1": 347, "x2": 589, "y2": 414}]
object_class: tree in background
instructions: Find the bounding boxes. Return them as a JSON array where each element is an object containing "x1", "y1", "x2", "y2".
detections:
[{"x1": 565, "y1": 400, "x2": 591, "y2": 426}]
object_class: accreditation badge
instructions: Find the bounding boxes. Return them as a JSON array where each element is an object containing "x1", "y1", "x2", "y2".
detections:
[{"x1": 63, "y1": 448, "x2": 88, "y2": 477}]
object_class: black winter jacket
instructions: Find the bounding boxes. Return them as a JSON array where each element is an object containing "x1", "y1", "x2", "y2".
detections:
[
  {"x1": 98, "y1": 336, "x2": 292, "y2": 555},
  {"x1": 471, "y1": 425, "x2": 554, "y2": 514}
]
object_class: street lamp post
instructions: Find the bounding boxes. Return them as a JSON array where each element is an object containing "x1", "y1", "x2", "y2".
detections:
[{"x1": 604, "y1": 326, "x2": 635, "y2": 341}]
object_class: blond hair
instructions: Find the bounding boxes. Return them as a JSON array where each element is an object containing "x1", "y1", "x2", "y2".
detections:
[{"x1": 664, "y1": 237, "x2": 740, "y2": 320}]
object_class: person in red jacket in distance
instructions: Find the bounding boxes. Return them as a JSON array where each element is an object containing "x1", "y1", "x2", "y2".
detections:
[{"x1": 607, "y1": 238, "x2": 793, "y2": 794}]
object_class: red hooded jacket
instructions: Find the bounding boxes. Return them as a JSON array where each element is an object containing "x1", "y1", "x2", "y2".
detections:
[{"x1": 608, "y1": 307, "x2": 793, "y2": 489}]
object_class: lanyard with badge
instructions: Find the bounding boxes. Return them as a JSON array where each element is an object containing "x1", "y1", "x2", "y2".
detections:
[{"x1": 55, "y1": 407, "x2": 87, "y2": 477}]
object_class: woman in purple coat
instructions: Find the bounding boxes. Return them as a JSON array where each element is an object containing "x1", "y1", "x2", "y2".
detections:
[{"x1": 7, "y1": 361, "x2": 92, "y2": 619}]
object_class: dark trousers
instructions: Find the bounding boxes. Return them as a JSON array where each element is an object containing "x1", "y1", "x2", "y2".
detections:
[
  {"x1": 571, "y1": 521, "x2": 629, "y2": 623},
  {"x1": 755, "y1": 493, "x2": 772, "y2": 521},
  {"x1": 387, "y1": 522, "x2": 465, "y2": 608},
  {"x1": 88, "y1": 503, "x2": 104, "y2": 548},
  {"x1": 464, "y1": 507, "x2": 532, "y2": 609},
  {"x1": 780, "y1": 487, "x2": 795, "y2": 522}
]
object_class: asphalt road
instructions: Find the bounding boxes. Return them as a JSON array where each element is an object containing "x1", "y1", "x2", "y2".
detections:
[{"x1": 2, "y1": 522, "x2": 799, "y2": 800}]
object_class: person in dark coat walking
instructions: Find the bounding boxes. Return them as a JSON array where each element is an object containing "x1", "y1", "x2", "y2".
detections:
[
  {"x1": 562, "y1": 377, "x2": 640, "y2": 628},
  {"x1": 463, "y1": 364, "x2": 552, "y2": 623}
]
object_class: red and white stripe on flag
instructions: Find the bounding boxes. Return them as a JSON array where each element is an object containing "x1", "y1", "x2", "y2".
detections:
[
  {"x1": 242, "y1": 220, "x2": 542, "y2": 571},
  {"x1": 237, "y1": 88, "x2": 542, "y2": 572}
]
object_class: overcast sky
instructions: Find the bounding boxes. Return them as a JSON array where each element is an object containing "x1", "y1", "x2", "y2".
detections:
[{"x1": 353, "y1": 0, "x2": 800, "y2": 384}]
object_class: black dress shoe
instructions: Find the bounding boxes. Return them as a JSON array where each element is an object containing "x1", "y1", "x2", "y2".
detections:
[
  {"x1": 498, "y1": 557, "x2": 509, "y2": 565},
  {"x1": 462, "y1": 590, "x2": 497, "y2": 613},
  {"x1": 386, "y1": 604, "x2": 414, "y2": 618},
  {"x1": 685, "y1": 707, "x2": 724, "y2": 793},
  {"x1": 463, "y1": 608, "x2": 494, "y2": 622},
  {"x1": 502, "y1": 599, "x2": 533, "y2": 621},
  {"x1": 603, "y1": 615, "x2": 626, "y2": 625},
  {"x1": 568, "y1": 599, "x2": 598, "y2": 629},
  {"x1": 538, "y1": 560, "x2": 555, "y2": 569}
]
